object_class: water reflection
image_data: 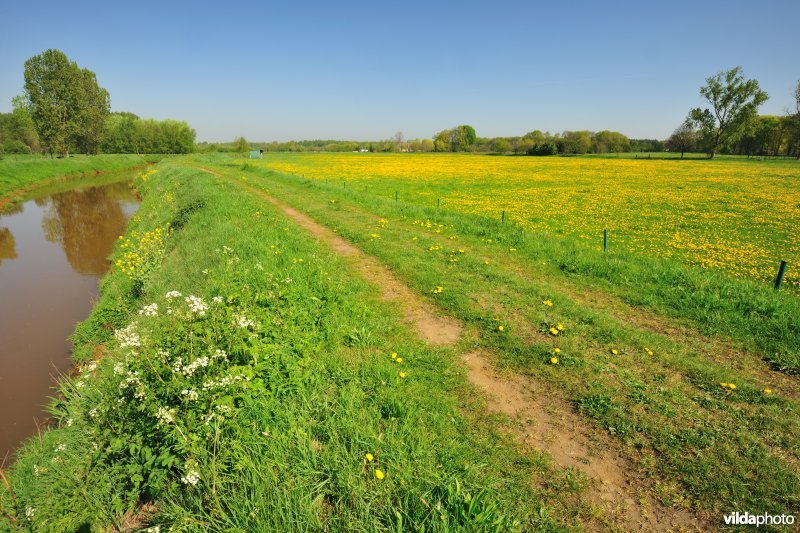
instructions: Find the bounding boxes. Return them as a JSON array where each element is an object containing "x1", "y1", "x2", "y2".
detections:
[
  {"x1": 0, "y1": 176, "x2": 139, "y2": 458},
  {"x1": 39, "y1": 182, "x2": 137, "y2": 275},
  {"x1": 0, "y1": 227, "x2": 16, "y2": 265}
]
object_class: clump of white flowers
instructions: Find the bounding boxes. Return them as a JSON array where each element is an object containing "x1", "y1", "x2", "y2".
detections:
[
  {"x1": 233, "y1": 314, "x2": 256, "y2": 329},
  {"x1": 114, "y1": 324, "x2": 141, "y2": 349},
  {"x1": 181, "y1": 462, "x2": 201, "y2": 486},
  {"x1": 185, "y1": 295, "x2": 208, "y2": 316},
  {"x1": 138, "y1": 303, "x2": 159, "y2": 317}
]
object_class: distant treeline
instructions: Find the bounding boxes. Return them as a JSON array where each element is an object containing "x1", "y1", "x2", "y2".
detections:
[
  {"x1": 0, "y1": 49, "x2": 195, "y2": 156},
  {"x1": 198, "y1": 131, "x2": 665, "y2": 155}
]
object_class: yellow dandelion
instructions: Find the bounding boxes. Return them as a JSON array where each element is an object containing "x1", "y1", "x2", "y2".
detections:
[
  {"x1": 763, "y1": 388, "x2": 773, "y2": 394},
  {"x1": 728, "y1": 383, "x2": 736, "y2": 390},
  {"x1": 396, "y1": 357, "x2": 403, "y2": 364},
  {"x1": 391, "y1": 352, "x2": 398, "y2": 359},
  {"x1": 497, "y1": 325, "x2": 504, "y2": 332},
  {"x1": 542, "y1": 300, "x2": 553, "y2": 307},
  {"x1": 399, "y1": 371, "x2": 406, "y2": 378},
  {"x1": 549, "y1": 327, "x2": 559, "y2": 336},
  {"x1": 365, "y1": 453, "x2": 374, "y2": 462},
  {"x1": 550, "y1": 357, "x2": 559, "y2": 364},
  {"x1": 375, "y1": 469, "x2": 385, "y2": 480},
  {"x1": 720, "y1": 382, "x2": 728, "y2": 388},
  {"x1": 611, "y1": 349, "x2": 619, "y2": 355},
  {"x1": 553, "y1": 347, "x2": 561, "y2": 354},
  {"x1": 556, "y1": 323, "x2": 564, "y2": 331}
]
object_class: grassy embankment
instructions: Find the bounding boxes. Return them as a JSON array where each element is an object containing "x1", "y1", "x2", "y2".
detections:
[
  {"x1": 1, "y1": 159, "x2": 579, "y2": 530},
  {"x1": 194, "y1": 154, "x2": 800, "y2": 520},
  {"x1": 0, "y1": 154, "x2": 158, "y2": 210}
]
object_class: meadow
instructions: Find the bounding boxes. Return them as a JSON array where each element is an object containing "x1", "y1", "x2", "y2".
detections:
[{"x1": 256, "y1": 152, "x2": 800, "y2": 291}]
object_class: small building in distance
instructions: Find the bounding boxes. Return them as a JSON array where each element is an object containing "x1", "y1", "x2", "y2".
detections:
[{"x1": 249, "y1": 149, "x2": 264, "y2": 159}]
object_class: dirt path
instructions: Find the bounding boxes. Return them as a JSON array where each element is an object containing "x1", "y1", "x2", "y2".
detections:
[{"x1": 196, "y1": 166, "x2": 709, "y2": 531}]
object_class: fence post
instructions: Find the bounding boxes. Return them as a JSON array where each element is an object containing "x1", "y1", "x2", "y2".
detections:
[
  {"x1": 395, "y1": 191, "x2": 398, "y2": 202},
  {"x1": 501, "y1": 210, "x2": 506, "y2": 223},
  {"x1": 774, "y1": 260, "x2": 788, "y2": 290},
  {"x1": 437, "y1": 198, "x2": 440, "y2": 209},
  {"x1": 343, "y1": 181, "x2": 346, "y2": 190},
  {"x1": 603, "y1": 229, "x2": 608, "y2": 253}
]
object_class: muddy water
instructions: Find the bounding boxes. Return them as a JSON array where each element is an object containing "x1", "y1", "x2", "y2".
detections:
[{"x1": 0, "y1": 178, "x2": 139, "y2": 459}]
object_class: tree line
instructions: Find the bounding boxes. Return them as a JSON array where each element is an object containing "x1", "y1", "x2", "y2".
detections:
[
  {"x1": 0, "y1": 49, "x2": 195, "y2": 156},
  {"x1": 200, "y1": 129, "x2": 662, "y2": 155}
]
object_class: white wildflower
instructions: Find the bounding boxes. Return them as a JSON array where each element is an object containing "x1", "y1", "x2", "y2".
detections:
[
  {"x1": 89, "y1": 408, "x2": 98, "y2": 418},
  {"x1": 66, "y1": 418, "x2": 73, "y2": 427},
  {"x1": 25, "y1": 506, "x2": 35, "y2": 521},
  {"x1": 233, "y1": 314, "x2": 256, "y2": 329},
  {"x1": 255, "y1": 262, "x2": 264, "y2": 271},
  {"x1": 33, "y1": 465, "x2": 40, "y2": 476},
  {"x1": 75, "y1": 380, "x2": 86, "y2": 389},
  {"x1": 185, "y1": 295, "x2": 208, "y2": 316},
  {"x1": 212, "y1": 296, "x2": 224, "y2": 304},
  {"x1": 114, "y1": 362, "x2": 125, "y2": 375},
  {"x1": 211, "y1": 348, "x2": 228, "y2": 361},
  {"x1": 156, "y1": 406, "x2": 175, "y2": 425},
  {"x1": 138, "y1": 303, "x2": 159, "y2": 317},
  {"x1": 283, "y1": 277, "x2": 292, "y2": 284},
  {"x1": 181, "y1": 356, "x2": 209, "y2": 377},
  {"x1": 114, "y1": 324, "x2": 141, "y2": 349},
  {"x1": 55, "y1": 443, "x2": 66, "y2": 452},
  {"x1": 181, "y1": 389, "x2": 199, "y2": 401},
  {"x1": 181, "y1": 465, "x2": 201, "y2": 486},
  {"x1": 165, "y1": 290, "x2": 182, "y2": 299},
  {"x1": 85, "y1": 361, "x2": 98, "y2": 372}
]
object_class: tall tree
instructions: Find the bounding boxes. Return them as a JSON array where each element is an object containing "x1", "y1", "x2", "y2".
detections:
[
  {"x1": 75, "y1": 68, "x2": 110, "y2": 154},
  {"x1": 687, "y1": 67, "x2": 768, "y2": 158},
  {"x1": 24, "y1": 49, "x2": 109, "y2": 156}
]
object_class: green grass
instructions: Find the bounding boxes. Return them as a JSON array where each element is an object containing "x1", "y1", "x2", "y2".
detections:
[
  {"x1": 190, "y1": 154, "x2": 800, "y2": 521},
  {"x1": 0, "y1": 154, "x2": 159, "y2": 202},
  {"x1": 1, "y1": 161, "x2": 578, "y2": 531}
]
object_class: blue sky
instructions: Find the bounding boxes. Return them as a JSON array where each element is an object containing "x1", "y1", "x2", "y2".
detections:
[{"x1": 1, "y1": 0, "x2": 798, "y2": 142}]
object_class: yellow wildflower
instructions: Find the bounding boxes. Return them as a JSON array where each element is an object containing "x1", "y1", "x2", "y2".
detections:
[
  {"x1": 497, "y1": 325, "x2": 504, "y2": 332},
  {"x1": 543, "y1": 300, "x2": 553, "y2": 307},
  {"x1": 550, "y1": 357, "x2": 559, "y2": 364},
  {"x1": 375, "y1": 469, "x2": 385, "y2": 480},
  {"x1": 399, "y1": 372, "x2": 406, "y2": 378},
  {"x1": 365, "y1": 453, "x2": 374, "y2": 462},
  {"x1": 396, "y1": 357, "x2": 403, "y2": 364},
  {"x1": 549, "y1": 327, "x2": 559, "y2": 336}
]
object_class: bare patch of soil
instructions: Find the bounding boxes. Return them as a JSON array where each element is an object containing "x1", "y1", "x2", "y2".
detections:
[{"x1": 462, "y1": 351, "x2": 708, "y2": 531}]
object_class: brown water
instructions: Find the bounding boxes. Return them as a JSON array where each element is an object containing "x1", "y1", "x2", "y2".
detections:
[{"x1": 0, "y1": 178, "x2": 139, "y2": 460}]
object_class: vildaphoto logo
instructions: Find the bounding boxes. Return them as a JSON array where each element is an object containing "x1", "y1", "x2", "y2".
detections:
[{"x1": 723, "y1": 512, "x2": 795, "y2": 527}]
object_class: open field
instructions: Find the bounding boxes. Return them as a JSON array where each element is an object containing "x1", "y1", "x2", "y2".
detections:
[
  {"x1": 2, "y1": 154, "x2": 799, "y2": 530},
  {"x1": 255, "y1": 153, "x2": 800, "y2": 291}
]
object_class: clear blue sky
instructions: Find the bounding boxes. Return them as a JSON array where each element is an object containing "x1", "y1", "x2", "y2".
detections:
[{"x1": 1, "y1": 0, "x2": 798, "y2": 142}]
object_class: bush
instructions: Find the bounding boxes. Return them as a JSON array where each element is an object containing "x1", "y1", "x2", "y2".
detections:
[
  {"x1": 3, "y1": 139, "x2": 31, "y2": 154},
  {"x1": 527, "y1": 142, "x2": 558, "y2": 156}
]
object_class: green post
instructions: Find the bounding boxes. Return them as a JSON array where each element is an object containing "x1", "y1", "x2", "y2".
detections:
[
  {"x1": 774, "y1": 260, "x2": 788, "y2": 290},
  {"x1": 343, "y1": 181, "x2": 346, "y2": 189},
  {"x1": 603, "y1": 229, "x2": 608, "y2": 253},
  {"x1": 395, "y1": 191, "x2": 398, "y2": 202},
  {"x1": 437, "y1": 198, "x2": 440, "y2": 209},
  {"x1": 501, "y1": 210, "x2": 506, "y2": 223}
]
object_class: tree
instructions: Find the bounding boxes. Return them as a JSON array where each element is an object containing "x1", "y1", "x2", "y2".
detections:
[
  {"x1": 234, "y1": 136, "x2": 249, "y2": 153},
  {"x1": 666, "y1": 121, "x2": 697, "y2": 158},
  {"x1": 24, "y1": 49, "x2": 86, "y2": 156},
  {"x1": 687, "y1": 67, "x2": 768, "y2": 158},
  {"x1": 433, "y1": 129, "x2": 450, "y2": 152},
  {"x1": 491, "y1": 138, "x2": 511, "y2": 153},
  {"x1": 75, "y1": 68, "x2": 110, "y2": 154},
  {"x1": 24, "y1": 49, "x2": 108, "y2": 156}
]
